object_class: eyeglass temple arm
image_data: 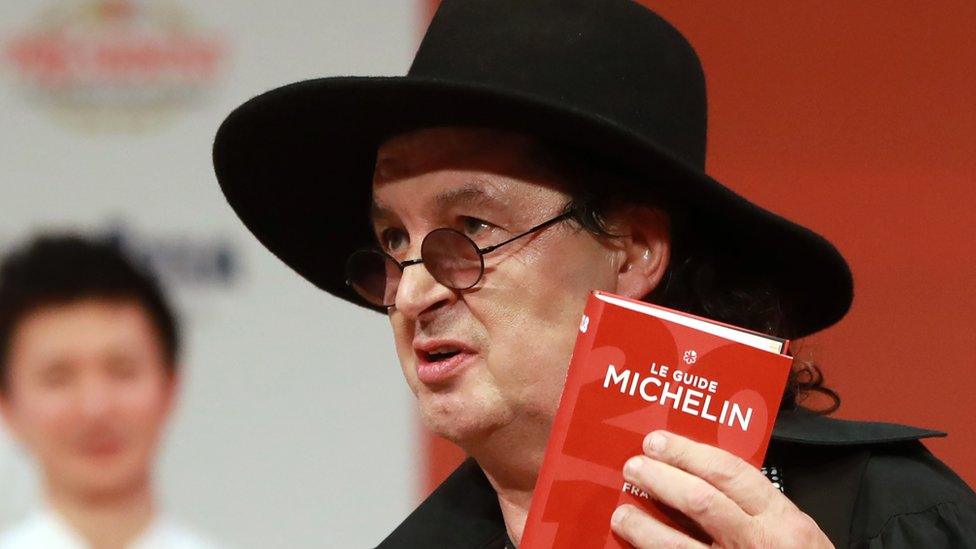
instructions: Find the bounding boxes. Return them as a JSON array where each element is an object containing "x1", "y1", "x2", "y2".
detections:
[{"x1": 478, "y1": 211, "x2": 575, "y2": 254}]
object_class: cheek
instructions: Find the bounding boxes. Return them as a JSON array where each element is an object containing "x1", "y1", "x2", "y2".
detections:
[
  {"x1": 479, "y1": 238, "x2": 615, "y2": 393},
  {"x1": 507, "y1": 235, "x2": 616, "y2": 327},
  {"x1": 7, "y1": 389, "x2": 80, "y2": 446},
  {"x1": 118, "y1": 376, "x2": 171, "y2": 432}
]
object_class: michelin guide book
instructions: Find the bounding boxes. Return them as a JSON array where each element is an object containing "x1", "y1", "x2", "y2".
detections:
[{"x1": 521, "y1": 290, "x2": 793, "y2": 548}]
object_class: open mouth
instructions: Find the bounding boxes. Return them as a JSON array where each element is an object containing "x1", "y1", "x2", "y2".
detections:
[
  {"x1": 422, "y1": 347, "x2": 462, "y2": 363},
  {"x1": 413, "y1": 341, "x2": 476, "y2": 384}
]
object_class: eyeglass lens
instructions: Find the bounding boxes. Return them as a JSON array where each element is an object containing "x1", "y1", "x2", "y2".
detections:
[
  {"x1": 346, "y1": 229, "x2": 484, "y2": 307},
  {"x1": 345, "y1": 249, "x2": 403, "y2": 306},
  {"x1": 421, "y1": 229, "x2": 484, "y2": 291}
]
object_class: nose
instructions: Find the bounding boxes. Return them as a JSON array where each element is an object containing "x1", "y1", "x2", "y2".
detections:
[
  {"x1": 77, "y1": 376, "x2": 114, "y2": 420},
  {"x1": 394, "y1": 259, "x2": 456, "y2": 319}
]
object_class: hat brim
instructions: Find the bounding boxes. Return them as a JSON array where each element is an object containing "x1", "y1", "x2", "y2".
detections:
[{"x1": 213, "y1": 75, "x2": 852, "y2": 337}]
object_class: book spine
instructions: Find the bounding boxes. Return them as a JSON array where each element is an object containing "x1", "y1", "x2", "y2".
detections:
[{"x1": 521, "y1": 292, "x2": 606, "y2": 548}]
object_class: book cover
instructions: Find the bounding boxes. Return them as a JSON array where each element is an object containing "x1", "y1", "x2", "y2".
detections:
[{"x1": 520, "y1": 290, "x2": 793, "y2": 548}]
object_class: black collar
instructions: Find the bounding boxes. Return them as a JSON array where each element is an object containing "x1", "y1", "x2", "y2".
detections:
[
  {"x1": 376, "y1": 410, "x2": 945, "y2": 548},
  {"x1": 377, "y1": 457, "x2": 506, "y2": 548}
]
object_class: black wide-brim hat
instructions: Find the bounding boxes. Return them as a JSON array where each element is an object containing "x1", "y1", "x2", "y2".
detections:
[{"x1": 213, "y1": 0, "x2": 853, "y2": 338}]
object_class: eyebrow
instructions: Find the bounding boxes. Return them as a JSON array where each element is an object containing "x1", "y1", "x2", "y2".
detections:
[
  {"x1": 370, "y1": 183, "x2": 506, "y2": 222},
  {"x1": 433, "y1": 185, "x2": 504, "y2": 210}
]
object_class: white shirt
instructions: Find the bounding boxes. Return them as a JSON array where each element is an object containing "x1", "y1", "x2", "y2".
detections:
[{"x1": 0, "y1": 509, "x2": 220, "y2": 549}]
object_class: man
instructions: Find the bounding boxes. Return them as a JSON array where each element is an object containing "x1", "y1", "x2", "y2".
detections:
[
  {"x1": 0, "y1": 235, "x2": 216, "y2": 549},
  {"x1": 212, "y1": 0, "x2": 976, "y2": 547}
]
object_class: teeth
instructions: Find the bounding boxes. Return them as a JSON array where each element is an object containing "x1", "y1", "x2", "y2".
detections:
[{"x1": 430, "y1": 346, "x2": 460, "y2": 355}]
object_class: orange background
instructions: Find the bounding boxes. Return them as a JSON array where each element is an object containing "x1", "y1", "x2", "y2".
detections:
[{"x1": 421, "y1": 0, "x2": 975, "y2": 493}]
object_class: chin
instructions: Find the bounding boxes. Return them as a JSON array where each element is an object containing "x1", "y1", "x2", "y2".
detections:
[
  {"x1": 418, "y1": 390, "x2": 512, "y2": 446},
  {"x1": 81, "y1": 472, "x2": 146, "y2": 498},
  {"x1": 61, "y1": 456, "x2": 149, "y2": 497}
]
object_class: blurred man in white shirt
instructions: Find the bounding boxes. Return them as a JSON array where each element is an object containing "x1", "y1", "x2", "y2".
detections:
[{"x1": 0, "y1": 235, "x2": 217, "y2": 549}]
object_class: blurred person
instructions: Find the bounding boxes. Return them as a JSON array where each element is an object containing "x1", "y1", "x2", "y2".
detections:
[
  {"x1": 0, "y1": 235, "x2": 217, "y2": 549},
  {"x1": 213, "y1": 0, "x2": 976, "y2": 548}
]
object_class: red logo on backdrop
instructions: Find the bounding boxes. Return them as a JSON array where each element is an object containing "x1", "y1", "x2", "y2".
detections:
[{"x1": 4, "y1": 0, "x2": 228, "y2": 132}]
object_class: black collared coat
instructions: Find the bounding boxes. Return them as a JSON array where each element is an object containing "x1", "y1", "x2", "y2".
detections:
[{"x1": 377, "y1": 409, "x2": 976, "y2": 548}]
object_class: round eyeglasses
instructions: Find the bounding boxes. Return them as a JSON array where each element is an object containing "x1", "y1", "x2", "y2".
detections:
[{"x1": 345, "y1": 210, "x2": 575, "y2": 307}]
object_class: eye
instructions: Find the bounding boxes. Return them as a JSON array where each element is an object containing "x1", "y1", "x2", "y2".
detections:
[
  {"x1": 380, "y1": 227, "x2": 408, "y2": 252},
  {"x1": 38, "y1": 362, "x2": 73, "y2": 389},
  {"x1": 106, "y1": 355, "x2": 141, "y2": 381},
  {"x1": 460, "y1": 217, "x2": 494, "y2": 238}
]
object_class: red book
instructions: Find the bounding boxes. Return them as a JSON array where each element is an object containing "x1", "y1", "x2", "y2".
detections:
[{"x1": 521, "y1": 290, "x2": 793, "y2": 548}]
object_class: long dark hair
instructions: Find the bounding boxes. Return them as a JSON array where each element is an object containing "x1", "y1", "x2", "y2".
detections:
[{"x1": 530, "y1": 140, "x2": 841, "y2": 414}]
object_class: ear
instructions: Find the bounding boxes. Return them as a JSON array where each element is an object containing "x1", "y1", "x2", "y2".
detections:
[{"x1": 613, "y1": 205, "x2": 670, "y2": 300}]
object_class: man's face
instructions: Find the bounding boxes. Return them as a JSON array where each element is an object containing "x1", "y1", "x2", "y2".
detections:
[
  {"x1": 371, "y1": 127, "x2": 631, "y2": 444},
  {"x1": 0, "y1": 299, "x2": 175, "y2": 497}
]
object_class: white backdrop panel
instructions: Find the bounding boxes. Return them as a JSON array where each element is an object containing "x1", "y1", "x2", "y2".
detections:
[{"x1": 0, "y1": 1, "x2": 422, "y2": 547}]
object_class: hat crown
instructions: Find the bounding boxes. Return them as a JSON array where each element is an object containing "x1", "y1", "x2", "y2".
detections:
[
  {"x1": 212, "y1": 0, "x2": 853, "y2": 338},
  {"x1": 409, "y1": 0, "x2": 707, "y2": 168}
]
